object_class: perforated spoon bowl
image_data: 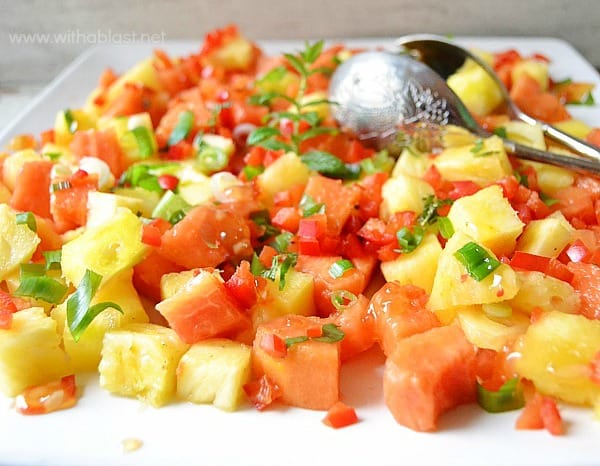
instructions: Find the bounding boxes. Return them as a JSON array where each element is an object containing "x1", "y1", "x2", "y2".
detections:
[{"x1": 328, "y1": 50, "x2": 600, "y2": 174}]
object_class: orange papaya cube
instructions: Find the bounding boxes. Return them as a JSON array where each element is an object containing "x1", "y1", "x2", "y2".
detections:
[
  {"x1": 370, "y1": 282, "x2": 440, "y2": 357},
  {"x1": 252, "y1": 315, "x2": 340, "y2": 410},
  {"x1": 156, "y1": 270, "x2": 249, "y2": 344},
  {"x1": 383, "y1": 325, "x2": 477, "y2": 432}
]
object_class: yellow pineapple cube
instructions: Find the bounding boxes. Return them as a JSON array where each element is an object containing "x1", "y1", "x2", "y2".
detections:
[
  {"x1": 447, "y1": 185, "x2": 524, "y2": 256},
  {"x1": 99, "y1": 323, "x2": 189, "y2": 407},
  {"x1": 177, "y1": 339, "x2": 252, "y2": 411},
  {"x1": 520, "y1": 161, "x2": 575, "y2": 196},
  {"x1": 51, "y1": 269, "x2": 149, "y2": 372},
  {"x1": 511, "y1": 59, "x2": 549, "y2": 91},
  {"x1": 257, "y1": 152, "x2": 310, "y2": 205},
  {"x1": 112, "y1": 187, "x2": 161, "y2": 218},
  {"x1": 0, "y1": 307, "x2": 71, "y2": 396},
  {"x1": 515, "y1": 212, "x2": 574, "y2": 257},
  {"x1": 502, "y1": 121, "x2": 546, "y2": 151},
  {"x1": 86, "y1": 192, "x2": 146, "y2": 229},
  {"x1": 210, "y1": 36, "x2": 255, "y2": 71},
  {"x1": 2, "y1": 149, "x2": 43, "y2": 191},
  {"x1": 554, "y1": 119, "x2": 593, "y2": 140},
  {"x1": 509, "y1": 271, "x2": 579, "y2": 315},
  {"x1": 457, "y1": 305, "x2": 529, "y2": 351},
  {"x1": 61, "y1": 207, "x2": 147, "y2": 286},
  {"x1": 380, "y1": 172, "x2": 434, "y2": 220},
  {"x1": 0, "y1": 204, "x2": 41, "y2": 281},
  {"x1": 380, "y1": 233, "x2": 442, "y2": 294},
  {"x1": 103, "y1": 58, "x2": 162, "y2": 106},
  {"x1": 428, "y1": 231, "x2": 519, "y2": 318},
  {"x1": 161, "y1": 270, "x2": 196, "y2": 299},
  {"x1": 515, "y1": 311, "x2": 600, "y2": 405},
  {"x1": 441, "y1": 125, "x2": 477, "y2": 148},
  {"x1": 176, "y1": 163, "x2": 212, "y2": 206},
  {"x1": 433, "y1": 135, "x2": 512, "y2": 185},
  {"x1": 54, "y1": 109, "x2": 96, "y2": 147},
  {"x1": 447, "y1": 65, "x2": 503, "y2": 116},
  {"x1": 251, "y1": 269, "x2": 315, "y2": 328},
  {"x1": 391, "y1": 147, "x2": 431, "y2": 178}
]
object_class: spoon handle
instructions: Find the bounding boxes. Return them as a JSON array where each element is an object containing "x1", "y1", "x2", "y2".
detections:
[{"x1": 503, "y1": 139, "x2": 600, "y2": 175}]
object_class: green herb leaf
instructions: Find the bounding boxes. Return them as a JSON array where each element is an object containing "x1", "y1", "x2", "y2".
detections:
[
  {"x1": 67, "y1": 269, "x2": 123, "y2": 342},
  {"x1": 271, "y1": 231, "x2": 294, "y2": 253},
  {"x1": 396, "y1": 226, "x2": 425, "y2": 253},
  {"x1": 15, "y1": 212, "x2": 37, "y2": 233},
  {"x1": 250, "y1": 253, "x2": 266, "y2": 276},
  {"x1": 247, "y1": 127, "x2": 281, "y2": 146},
  {"x1": 301, "y1": 40, "x2": 324, "y2": 65},
  {"x1": 259, "y1": 139, "x2": 294, "y2": 152},
  {"x1": 299, "y1": 194, "x2": 325, "y2": 217},
  {"x1": 313, "y1": 323, "x2": 345, "y2": 343},
  {"x1": 328, "y1": 259, "x2": 355, "y2": 279},
  {"x1": 417, "y1": 195, "x2": 453, "y2": 226},
  {"x1": 248, "y1": 92, "x2": 281, "y2": 107},
  {"x1": 294, "y1": 126, "x2": 338, "y2": 144},
  {"x1": 168, "y1": 110, "x2": 194, "y2": 146},
  {"x1": 284, "y1": 53, "x2": 308, "y2": 76},
  {"x1": 470, "y1": 138, "x2": 484, "y2": 154},
  {"x1": 285, "y1": 335, "x2": 309, "y2": 348},
  {"x1": 64, "y1": 109, "x2": 78, "y2": 134},
  {"x1": 257, "y1": 66, "x2": 288, "y2": 86},
  {"x1": 251, "y1": 210, "x2": 280, "y2": 240},
  {"x1": 493, "y1": 127, "x2": 508, "y2": 139},
  {"x1": 540, "y1": 192, "x2": 559, "y2": 207},
  {"x1": 300, "y1": 150, "x2": 360, "y2": 180},
  {"x1": 454, "y1": 241, "x2": 501, "y2": 281},
  {"x1": 243, "y1": 165, "x2": 264, "y2": 180}
]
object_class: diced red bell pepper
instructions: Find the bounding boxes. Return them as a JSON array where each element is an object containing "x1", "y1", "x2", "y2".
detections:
[{"x1": 323, "y1": 401, "x2": 359, "y2": 429}]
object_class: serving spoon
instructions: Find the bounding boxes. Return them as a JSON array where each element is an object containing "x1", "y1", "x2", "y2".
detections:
[
  {"x1": 328, "y1": 50, "x2": 600, "y2": 174},
  {"x1": 396, "y1": 34, "x2": 600, "y2": 162}
]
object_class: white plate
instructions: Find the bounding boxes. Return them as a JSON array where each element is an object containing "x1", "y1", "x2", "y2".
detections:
[{"x1": 1, "y1": 38, "x2": 599, "y2": 466}]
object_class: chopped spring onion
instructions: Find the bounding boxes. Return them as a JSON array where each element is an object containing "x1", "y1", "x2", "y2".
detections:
[
  {"x1": 359, "y1": 150, "x2": 394, "y2": 175},
  {"x1": 493, "y1": 127, "x2": 508, "y2": 138},
  {"x1": 454, "y1": 242, "x2": 501, "y2": 281},
  {"x1": 396, "y1": 226, "x2": 425, "y2": 254},
  {"x1": 299, "y1": 194, "x2": 325, "y2": 218},
  {"x1": 14, "y1": 276, "x2": 68, "y2": 304},
  {"x1": 271, "y1": 231, "x2": 294, "y2": 253},
  {"x1": 477, "y1": 378, "x2": 524, "y2": 413},
  {"x1": 64, "y1": 109, "x2": 78, "y2": 134},
  {"x1": 285, "y1": 336, "x2": 309, "y2": 348},
  {"x1": 330, "y1": 290, "x2": 358, "y2": 311},
  {"x1": 313, "y1": 324, "x2": 345, "y2": 343},
  {"x1": 250, "y1": 210, "x2": 280, "y2": 241},
  {"x1": 197, "y1": 145, "x2": 229, "y2": 173},
  {"x1": 243, "y1": 165, "x2": 264, "y2": 181},
  {"x1": 67, "y1": 269, "x2": 123, "y2": 342},
  {"x1": 151, "y1": 190, "x2": 192, "y2": 223},
  {"x1": 51, "y1": 181, "x2": 72, "y2": 192},
  {"x1": 168, "y1": 209, "x2": 187, "y2": 225},
  {"x1": 329, "y1": 259, "x2": 354, "y2": 279},
  {"x1": 42, "y1": 250, "x2": 62, "y2": 271},
  {"x1": 168, "y1": 110, "x2": 194, "y2": 146},
  {"x1": 437, "y1": 216, "x2": 455, "y2": 239},
  {"x1": 252, "y1": 253, "x2": 298, "y2": 291},
  {"x1": 15, "y1": 212, "x2": 37, "y2": 233},
  {"x1": 482, "y1": 302, "x2": 513, "y2": 319},
  {"x1": 130, "y1": 126, "x2": 155, "y2": 158}
]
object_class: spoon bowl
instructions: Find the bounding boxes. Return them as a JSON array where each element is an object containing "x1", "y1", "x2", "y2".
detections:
[{"x1": 329, "y1": 49, "x2": 600, "y2": 174}]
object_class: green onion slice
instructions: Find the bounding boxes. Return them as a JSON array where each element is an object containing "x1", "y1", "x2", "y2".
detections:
[
  {"x1": 168, "y1": 110, "x2": 194, "y2": 146},
  {"x1": 437, "y1": 216, "x2": 455, "y2": 239},
  {"x1": 131, "y1": 126, "x2": 155, "y2": 158},
  {"x1": 454, "y1": 241, "x2": 501, "y2": 281},
  {"x1": 313, "y1": 323, "x2": 345, "y2": 343},
  {"x1": 477, "y1": 378, "x2": 524, "y2": 413},
  {"x1": 67, "y1": 269, "x2": 123, "y2": 342},
  {"x1": 284, "y1": 335, "x2": 309, "y2": 348},
  {"x1": 51, "y1": 181, "x2": 72, "y2": 193},
  {"x1": 329, "y1": 259, "x2": 354, "y2": 279},
  {"x1": 396, "y1": 226, "x2": 425, "y2": 254},
  {"x1": 299, "y1": 194, "x2": 325, "y2": 218},
  {"x1": 243, "y1": 165, "x2": 264, "y2": 181},
  {"x1": 197, "y1": 145, "x2": 229, "y2": 173},
  {"x1": 43, "y1": 250, "x2": 62, "y2": 271},
  {"x1": 15, "y1": 212, "x2": 37, "y2": 233},
  {"x1": 14, "y1": 276, "x2": 68, "y2": 304},
  {"x1": 330, "y1": 290, "x2": 358, "y2": 311},
  {"x1": 271, "y1": 231, "x2": 294, "y2": 253},
  {"x1": 64, "y1": 109, "x2": 78, "y2": 134}
]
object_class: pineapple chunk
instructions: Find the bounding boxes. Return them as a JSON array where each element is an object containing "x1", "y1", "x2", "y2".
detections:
[
  {"x1": 391, "y1": 147, "x2": 431, "y2": 178},
  {"x1": 112, "y1": 187, "x2": 161, "y2": 218},
  {"x1": 502, "y1": 121, "x2": 546, "y2": 151},
  {"x1": 441, "y1": 125, "x2": 478, "y2": 148},
  {"x1": 257, "y1": 152, "x2": 310, "y2": 205},
  {"x1": 251, "y1": 269, "x2": 315, "y2": 328},
  {"x1": 0, "y1": 204, "x2": 41, "y2": 281},
  {"x1": 554, "y1": 119, "x2": 593, "y2": 140},
  {"x1": 176, "y1": 162, "x2": 213, "y2": 206},
  {"x1": 54, "y1": 109, "x2": 96, "y2": 147},
  {"x1": 99, "y1": 323, "x2": 189, "y2": 407},
  {"x1": 160, "y1": 270, "x2": 197, "y2": 299},
  {"x1": 428, "y1": 231, "x2": 519, "y2": 318},
  {"x1": 457, "y1": 305, "x2": 529, "y2": 351},
  {"x1": 433, "y1": 135, "x2": 512, "y2": 186},
  {"x1": 292, "y1": 91, "x2": 329, "y2": 122},
  {"x1": 210, "y1": 36, "x2": 255, "y2": 71},
  {"x1": 511, "y1": 59, "x2": 549, "y2": 91},
  {"x1": 509, "y1": 271, "x2": 579, "y2": 315},
  {"x1": 177, "y1": 339, "x2": 251, "y2": 411},
  {"x1": 2, "y1": 149, "x2": 43, "y2": 191},
  {"x1": 447, "y1": 185, "x2": 524, "y2": 257},
  {"x1": 51, "y1": 269, "x2": 149, "y2": 372},
  {"x1": 515, "y1": 211, "x2": 574, "y2": 257},
  {"x1": 380, "y1": 233, "x2": 442, "y2": 294},
  {"x1": 0, "y1": 307, "x2": 71, "y2": 396},
  {"x1": 447, "y1": 65, "x2": 503, "y2": 116},
  {"x1": 61, "y1": 207, "x2": 147, "y2": 286},
  {"x1": 103, "y1": 58, "x2": 162, "y2": 106},
  {"x1": 380, "y1": 172, "x2": 434, "y2": 220},
  {"x1": 86, "y1": 192, "x2": 146, "y2": 229},
  {"x1": 520, "y1": 161, "x2": 575, "y2": 196},
  {"x1": 515, "y1": 311, "x2": 600, "y2": 405}
]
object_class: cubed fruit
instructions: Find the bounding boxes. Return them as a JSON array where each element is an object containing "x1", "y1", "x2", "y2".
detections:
[
  {"x1": 511, "y1": 59, "x2": 549, "y2": 91},
  {"x1": 380, "y1": 233, "x2": 442, "y2": 294},
  {"x1": 509, "y1": 270, "x2": 579, "y2": 315},
  {"x1": 447, "y1": 65, "x2": 503, "y2": 116},
  {"x1": 391, "y1": 147, "x2": 431, "y2": 178},
  {"x1": 447, "y1": 185, "x2": 524, "y2": 257},
  {"x1": 257, "y1": 152, "x2": 310, "y2": 205},
  {"x1": 176, "y1": 163, "x2": 213, "y2": 206},
  {"x1": 383, "y1": 324, "x2": 478, "y2": 432},
  {"x1": 428, "y1": 232, "x2": 519, "y2": 321},
  {"x1": 99, "y1": 323, "x2": 188, "y2": 407},
  {"x1": 502, "y1": 121, "x2": 546, "y2": 151},
  {"x1": 456, "y1": 305, "x2": 529, "y2": 351},
  {"x1": 515, "y1": 311, "x2": 600, "y2": 405},
  {"x1": 160, "y1": 270, "x2": 196, "y2": 299},
  {"x1": 380, "y1": 172, "x2": 434, "y2": 220},
  {"x1": 441, "y1": 125, "x2": 478, "y2": 148},
  {"x1": 177, "y1": 339, "x2": 252, "y2": 411},
  {"x1": 104, "y1": 58, "x2": 162, "y2": 105},
  {"x1": 156, "y1": 269, "x2": 250, "y2": 343},
  {"x1": 515, "y1": 212, "x2": 574, "y2": 257},
  {"x1": 251, "y1": 269, "x2": 315, "y2": 328},
  {"x1": 0, "y1": 203, "x2": 41, "y2": 281},
  {"x1": 61, "y1": 207, "x2": 147, "y2": 286},
  {"x1": 433, "y1": 135, "x2": 512, "y2": 186},
  {"x1": 86, "y1": 192, "x2": 146, "y2": 229},
  {"x1": 0, "y1": 307, "x2": 71, "y2": 397},
  {"x1": 210, "y1": 36, "x2": 255, "y2": 71},
  {"x1": 553, "y1": 119, "x2": 593, "y2": 140},
  {"x1": 2, "y1": 148, "x2": 43, "y2": 191},
  {"x1": 294, "y1": 91, "x2": 329, "y2": 122},
  {"x1": 51, "y1": 269, "x2": 149, "y2": 372},
  {"x1": 520, "y1": 161, "x2": 575, "y2": 196},
  {"x1": 112, "y1": 187, "x2": 161, "y2": 218},
  {"x1": 53, "y1": 109, "x2": 95, "y2": 147},
  {"x1": 253, "y1": 315, "x2": 340, "y2": 410}
]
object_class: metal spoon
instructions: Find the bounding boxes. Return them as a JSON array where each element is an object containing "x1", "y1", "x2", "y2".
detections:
[
  {"x1": 396, "y1": 34, "x2": 600, "y2": 162},
  {"x1": 328, "y1": 50, "x2": 600, "y2": 174}
]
